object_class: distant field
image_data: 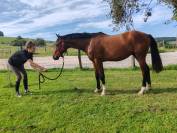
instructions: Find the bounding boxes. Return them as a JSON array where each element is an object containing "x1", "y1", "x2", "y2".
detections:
[{"x1": 0, "y1": 37, "x2": 16, "y2": 44}]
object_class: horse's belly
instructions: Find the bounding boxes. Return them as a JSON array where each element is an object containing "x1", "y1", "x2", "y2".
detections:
[
  {"x1": 103, "y1": 48, "x2": 132, "y2": 61},
  {"x1": 103, "y1": 54, "x2": 131, "y2": 61}
]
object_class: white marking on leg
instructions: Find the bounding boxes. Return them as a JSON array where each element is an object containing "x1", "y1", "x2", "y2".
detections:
[
  {"x1": 138, "y1": 86, "x2": 146, "y2": 95},
  {"x1": 94, "y1": 88, "x2": 98, "y2": 93},
  {"x1": 145, "y1": 84, "x2": 151, "y2": 91},
  {"x1": 94, "y1": 88, "x2": 102, "y2": 93},
  {"x1": 101, "y1": 85, "x2": 106, "y2": 96}
]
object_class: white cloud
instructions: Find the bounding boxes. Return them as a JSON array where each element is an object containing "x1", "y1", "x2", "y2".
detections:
[
  {"x1": 0, "y1": 0, "x2": 109, "y2": 38},
  {"x1": 77, "y1": 20, "x2": 112, "y2": 29},
  {"x1": 0, "y1": 0, "x2": 176, "y2": 40}
]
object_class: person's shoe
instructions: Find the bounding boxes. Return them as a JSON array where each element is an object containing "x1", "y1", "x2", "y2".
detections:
[{"x1": 16, "y1": 93, "x2": 22, "y2": 97}]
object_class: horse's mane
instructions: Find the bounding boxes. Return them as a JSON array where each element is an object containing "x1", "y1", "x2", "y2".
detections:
[{"x1": 62, "y1": 32, "x2": 106, "y2": 39}]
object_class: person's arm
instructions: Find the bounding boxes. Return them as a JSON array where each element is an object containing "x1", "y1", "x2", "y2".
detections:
[{"x1": 28, "y1": 59, "x2": 47, "y2": 72}]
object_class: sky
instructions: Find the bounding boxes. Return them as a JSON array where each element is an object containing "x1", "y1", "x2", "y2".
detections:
[{"x1": 0, "y1": 0, "x2": 177, "y2": 41}]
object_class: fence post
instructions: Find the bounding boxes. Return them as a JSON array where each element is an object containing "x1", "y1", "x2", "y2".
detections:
[
  {"x1": 131, "y1": 55, "x2": 135, "y2": 69},
  {"x1": 45, "y1": 45, "x2": 47, "y2": 52},
  {"x1": 78, "y1": 50, "x2": 83, "y2": 69},
  {"x1": 162, "y1": 40, "x2": 165, "y2": 47}
]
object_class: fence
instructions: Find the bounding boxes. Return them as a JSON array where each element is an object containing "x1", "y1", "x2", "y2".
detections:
[
  {"x1": 0, "y1": 49, "x2": 12, "y2": 59},
  {"x1": 0, "y1": 41, "x2": 177, "y2": 70}
]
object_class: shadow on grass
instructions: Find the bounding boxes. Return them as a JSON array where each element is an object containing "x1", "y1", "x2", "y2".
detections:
[
  {"x1": 31, "y1": 87, "x2": 177, "y2": 96},
  {"x1": 32, "y1": 87, "x2": 93, "y2": 96},
  {"x1": 107, "y1": 89, "x2": 138, "y2": 95},
  {"x1": 108, "y1": 87, "x2": 177, "y2": 95},
  {"x1": 148, "y1": 87, "x2": 177, "y2": 94}
]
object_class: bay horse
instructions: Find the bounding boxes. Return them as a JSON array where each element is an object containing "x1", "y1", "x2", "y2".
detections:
[{"x1": 53, "y1": 31, "x2": 163, "y2": 96}]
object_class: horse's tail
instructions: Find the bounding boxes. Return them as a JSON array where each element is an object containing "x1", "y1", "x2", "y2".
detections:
[{"x1": 149, "y1": 34, "x2": 163, "y2": 73}]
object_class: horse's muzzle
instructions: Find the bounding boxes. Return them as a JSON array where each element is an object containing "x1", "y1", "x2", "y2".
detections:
[{"x1": 53, "y1": 56, "x2": 59, "y2": 60}]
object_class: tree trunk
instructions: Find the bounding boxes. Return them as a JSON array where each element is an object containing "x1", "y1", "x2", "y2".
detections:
[{"x1": 131, "y1": 55, "x2": 135, "y2": 68}]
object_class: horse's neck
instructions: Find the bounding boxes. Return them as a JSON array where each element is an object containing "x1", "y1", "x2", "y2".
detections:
[{"x1": 66, "y1": 39, "x2": 90, "y2": 52}]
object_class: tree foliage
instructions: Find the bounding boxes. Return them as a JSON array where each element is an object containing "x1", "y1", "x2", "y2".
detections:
[
  {"x1": 34, "y1": 38, "x2": 46, "y2": 47},
  {"x1": 105, "y1": 0, "x2": 177, "y2": 30},
  {"x1": 0, "y1": 31, "x2": 4, "y2": 36},
  {"x1": 11, "y1": 36, "x2": 26, "y2": 46}
]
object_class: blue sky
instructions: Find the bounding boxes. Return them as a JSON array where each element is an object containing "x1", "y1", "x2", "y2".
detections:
[{"x1": 0, "y1": 0, "x2": 177, "y2": 41}]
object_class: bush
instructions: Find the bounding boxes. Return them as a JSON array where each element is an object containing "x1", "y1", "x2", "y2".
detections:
[
  {"x1": 11, "y1": 36, "x2": 26, "y2": 46},
  {"x1": 0, "y1": 31, "x2": 4, "y2": 37},
  {"x1": 34, "y1": 38, "x2": 46, "y2": 47}
]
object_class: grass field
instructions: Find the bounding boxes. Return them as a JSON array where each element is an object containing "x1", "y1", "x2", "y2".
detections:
[
  {"x1": 0, "y1": 37, "x2": 16, "y2": 44},
  {"x1": 1, "y1": 67, "x2": 177, "y2": 132}
]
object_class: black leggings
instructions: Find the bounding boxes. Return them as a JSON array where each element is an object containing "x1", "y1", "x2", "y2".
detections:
[{"x1": 8, "y1": 63, "x2": 28, "y2": 93}]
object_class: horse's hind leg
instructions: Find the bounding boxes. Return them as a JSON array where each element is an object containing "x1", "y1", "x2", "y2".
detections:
[
  {"x1": 93, "y1": 59, "x2": 106, "y2": 96},
  {"x1": 136, "y1": 58, "x2": 150, "y2": 95},
  {"x1": 99, "y1": 62, "x2": 106, "y2": 96},
  {"x1": 145, "y1": 64, "x2": 151, "y2": 91}
]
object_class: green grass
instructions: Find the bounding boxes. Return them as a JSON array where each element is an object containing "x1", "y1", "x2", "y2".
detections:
[
  {"x1": 1, "y1": 68, "x2": 177, "y2": 132},
  {"x1": 0, "y1": 37, "x2": 16, "y2": 44}
]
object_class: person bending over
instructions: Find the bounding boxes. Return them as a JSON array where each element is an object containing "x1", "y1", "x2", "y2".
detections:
[{"x1": 8, "y1": 41, "x2": 47, "y2": 97}]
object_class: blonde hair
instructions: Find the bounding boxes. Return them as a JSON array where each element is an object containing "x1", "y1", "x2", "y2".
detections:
[{"x1": 25, "y1": 41, "x2": 35, "y2": 49}]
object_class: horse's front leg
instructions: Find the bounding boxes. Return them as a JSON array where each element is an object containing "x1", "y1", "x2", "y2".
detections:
[
  {"x1": 94, "y1": 71, "x2": 102, "y2": 93},
  {"x1": 93, "y1": 62, "x2": 102, "y2": 93}
]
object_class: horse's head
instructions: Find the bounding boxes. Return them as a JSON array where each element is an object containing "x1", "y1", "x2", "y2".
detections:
[{"x1": 53, "y1": 34, "x2": 67, "y2": 60}]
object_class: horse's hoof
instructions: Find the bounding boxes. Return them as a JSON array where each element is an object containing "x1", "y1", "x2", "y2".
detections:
[
  {"x1": 138, "y1": 87, "x2": 146, "y2": 95},
  {"x1": 101, "y1": 91, "x2": 106, "y2": 96},
  {"x1": 94, "y1": 88, "x2": 102, "y2": 93},
  {"x1": 138, "y1": 91, "x2": 144, "y2": 95},
  {"x1": 146, "y1": 84, "x2": 151, "y2": 91}
]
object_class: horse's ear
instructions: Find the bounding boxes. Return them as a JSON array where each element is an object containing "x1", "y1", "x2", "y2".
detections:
[{"x1": 56, "y1": 34, "x2": 60, "y2": 38}]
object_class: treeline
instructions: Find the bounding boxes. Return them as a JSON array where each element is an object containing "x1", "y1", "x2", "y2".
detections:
[
  {"x1": 0, "y1": 31, "x2": 4, "y2": 37},
  {"x1": 155, "y1": 37, "x2": 176, "y2": 42},
  {"x1": 0, "y1": 30, "x2": 48, "y2": 47},
  {"x1": 11, "y1": 36, "x2": 46, "y2": 47},
  {"x1": 0, "y1": 36, "x2": 47, "y2": 47}
]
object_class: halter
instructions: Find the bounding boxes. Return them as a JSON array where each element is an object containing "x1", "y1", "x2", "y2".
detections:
[{"x1": 57, "y1": 39, "x2": 65, "y2": 57}]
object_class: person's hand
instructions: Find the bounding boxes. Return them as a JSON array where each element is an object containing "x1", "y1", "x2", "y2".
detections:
[{"x1": 39, "y1": 67, "x2": 47, "y2": 72}]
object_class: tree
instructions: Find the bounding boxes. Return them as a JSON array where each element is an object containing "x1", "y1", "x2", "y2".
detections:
[
  {"x1": 0, "y1": 31, "x2": 4, "y2": 36},
  {"x1": 34, "y1": 38, "x2": 46, "y2": 47},
  {"x1": 105, "y1": 0, "x2": 177, "y2": 30},
  {"x1": 11, "y1": 36, "x2": 26, "y2": 50}
]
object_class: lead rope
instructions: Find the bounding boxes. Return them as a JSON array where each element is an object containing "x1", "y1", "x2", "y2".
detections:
[{"x1": 38, "y1": 57, "x2": 64, "y2": 89}]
